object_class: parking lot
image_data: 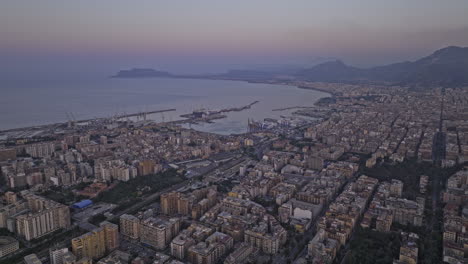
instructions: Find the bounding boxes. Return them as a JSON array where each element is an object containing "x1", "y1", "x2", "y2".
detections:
[{"x1": 72, "y1": 202, "x2": 116, "y2": 222}]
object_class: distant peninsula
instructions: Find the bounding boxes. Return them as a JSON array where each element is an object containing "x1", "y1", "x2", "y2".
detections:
[
  {"x1": 112, "y1": 46, "x2": 468, "y2": 87},
  {"x1": 112, "y1": 68, "x2": 173, "y2": 78}
]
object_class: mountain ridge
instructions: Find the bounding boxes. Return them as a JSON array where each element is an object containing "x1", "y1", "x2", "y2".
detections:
[
  {"x1": 113, "y1": 46, "x2": 468, "y2": 87},
  {"x1": 112, "y1": 68, "x2": 172, "y2": 78},
  {"x1": 294, "y1": 46, "x2": 468, "y2": 86}
]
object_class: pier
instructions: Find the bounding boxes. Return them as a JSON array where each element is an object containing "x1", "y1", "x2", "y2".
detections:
[
  {"x1": 116, "y1": 109, "x2": 176, "y2": 120},
  {"x1": 0, "y1": 108, "x2": 177, "y2": 135},
  {"x1": 219, "y1": 100, "x2": 259, "y2": 113}
]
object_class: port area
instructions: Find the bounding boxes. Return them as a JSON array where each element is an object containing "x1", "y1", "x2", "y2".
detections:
[
  {"x1": 0, "y1": 102, "x2": 260, "y2": 140},
  {"x1": 178, "y1": 100, "x2": 259, "y2": 124},
  {"x1": 272, "y1": 105, "x2": 332, "y2": 119},
  {"x1": 0, "y1": 109, "x2": 177, "y2": 140},
  {"x1": 292, "y1": 108, "x2": 331, "y2": 119}
]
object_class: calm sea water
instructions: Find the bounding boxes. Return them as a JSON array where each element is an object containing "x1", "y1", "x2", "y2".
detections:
[{"x1": 0, "y1": 77, "x2": 328, "y2": 135}]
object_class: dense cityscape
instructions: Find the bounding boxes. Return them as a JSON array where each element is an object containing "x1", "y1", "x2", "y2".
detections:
[
  {"x1": 1, "y1": 81, "x2": 467, "y2": 264},
  {"x1": 2, "y1": 1, "x2": 468, "y2": 264}
]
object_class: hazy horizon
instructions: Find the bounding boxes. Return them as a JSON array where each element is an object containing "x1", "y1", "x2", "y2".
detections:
[{"x1": 2, "y1": 0, "x2": 468, "y2": 79}]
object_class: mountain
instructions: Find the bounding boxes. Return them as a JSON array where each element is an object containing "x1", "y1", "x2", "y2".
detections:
[
  {"x1": 112, "y1": 68, "x2": 172, "y2": 78},
  {"x1": 395, "y1": 46, "x2": 468, "y2": 86},
  {"x1": 295, "y1": 46, "x2": 468, "y2": 86},
  {"x1": 213, "y1": 69, "x2": 278, "y2": 80},
  {"x1": 113, "y1": 46, "x2": 468, "y2": 87},
  {"x1": 295, "y1": 60, "x2": 364, "y2": 82}
]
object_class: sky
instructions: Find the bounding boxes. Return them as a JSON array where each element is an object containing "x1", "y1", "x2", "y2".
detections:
[{"x1": 1, "y1": 0, "x2": 468, "y2": 77}]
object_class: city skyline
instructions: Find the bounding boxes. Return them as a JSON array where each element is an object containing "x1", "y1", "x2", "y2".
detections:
[{"x1": 1, "y1": 2, "x2": 468, "y2": 264}]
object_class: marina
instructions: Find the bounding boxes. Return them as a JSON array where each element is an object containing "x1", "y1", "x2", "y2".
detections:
[{"x1": 0, "y1": 77, "x2": 329, "y2": 136}]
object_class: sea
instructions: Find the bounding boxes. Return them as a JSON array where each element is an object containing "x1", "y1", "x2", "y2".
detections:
[{"x1": 0, "y1": 77, "x2": 328, "y2": 135}]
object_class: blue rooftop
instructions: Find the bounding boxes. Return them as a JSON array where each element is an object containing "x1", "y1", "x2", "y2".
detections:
[{"x1": 72, "y1": 199, "x2": 93, "y2": 209}]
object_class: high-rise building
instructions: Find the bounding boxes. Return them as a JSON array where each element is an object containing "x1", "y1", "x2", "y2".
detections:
[
  {"x1": 137, "y1": 160, "x2": 156, "y2": 176},
  {"x1": 140, "y1": 217, "x2": 180, "y2": 250},
  {"x1": 100, "y1": 136, "x2": 108, "y2": 145},
  {"x1": 50, "y1": 248, "x2": 69, "y2": 264},
  {"x1": 72, "y1": 222, "x2": 119, "y2": 260},
  {"x1": 3, "y1": 192, "x2": 17, "y2": 204},
  {"x1": 307, "y1": 229, "x2": 338, "y2": 263},
  {"x1": 100, "y1": 221, "x2": 119, "y2": 252},
  {"x1": 160, "y1": 192, "x2": 180, "y2": 215},
  {"x1": 119, "y1": 214, "x2": 140, "y2": 239},
  {"x1": 15, "y1": 193, "x2": 70, "y2": 241},
  {"x1": 171, "y1": 230, "x2": 196, "y2": 260},
  {"x1": 187, "y1": 232, "x2": 233, "y2": 264},
  {"x1": 224, "y1": 242, "x2": 259, "y2": 264},
  {"x1": 170, "y1": 223, "x2": 214, "y2": 261},
  {"x1": 307, "y1": 156, "x2": 324, "y2": 170},
  {"x1": 390, "y1": 179, "x2": 404, "y2": 197},
  {"x1": 161, "y1": 187, "x2": 218, "y2": 219},
  {"x1": 0, "y1": 148, "x2": 16, "y2": 161},
  {"x1": 243, "y1": 215, "x2": 287, "y2": 254},
  {"x1": 72, "y1": 227, "x2": 106, "y2": 260},
  {"x1": 0, "y1": 201, "x2": 27, "y2": 228},
  {"x1": 24, "y1": 142, "x2": 56, "y2": 158}
]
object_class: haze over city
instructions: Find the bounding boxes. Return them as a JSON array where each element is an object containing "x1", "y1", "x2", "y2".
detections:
[
  {"x1": 1, "y1": 1, "x2": 468, "y2": 264},
  {"x1": 2, "y1": 0, "x2": 468, "y2": 78}
]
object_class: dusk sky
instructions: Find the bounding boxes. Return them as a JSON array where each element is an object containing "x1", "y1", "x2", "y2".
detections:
[{"x1": 1, "y1": 0, "x2": 468, "y2": 77}]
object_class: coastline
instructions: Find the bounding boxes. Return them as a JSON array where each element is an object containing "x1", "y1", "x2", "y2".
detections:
[
  {"x1": 295, "y1": 85, "x2": 337, "y2": 97},
  {"x1": 0, "y1": 76, "x2": 331, "y2": 134},
  {"x1": 113, "y1": 73, "x2": 335, "y2": 98}
]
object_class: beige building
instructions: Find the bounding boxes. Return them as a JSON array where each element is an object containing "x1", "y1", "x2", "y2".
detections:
[
  {"x1": 390, "y1": 179, "x2": 404, "y2": 197},
  {"x1": 72, "y1": 227, "x2": 106, "y2": 260},
  {"x1": 387, "y1": 197, "x2": 424, "y2": 227},
  {"x1": 140, "y1": 217, "x2": 180, "y2": 250},
  {"x1": 101, "y1": 221, "x2": 119, "y2": 252},
  {"x1": 308, "y1": 229, "x2": 339, "y2": 263},
  {"x1": 187, "y1": 232, "x2": 233, "y2": 264},
  {"x1": 171, "y1": 230, "x2": 196, "y2": 260},
  {"x1": 3, "y1": 192, "x2": 17, "y2": 204},
  {"x1": 49, "y1": 248, "x2": 69, "y2": 264},
  {"x1": 161, "y1": 187, "x2": 217, "y2": 219},
  {"x1": 224, "y1": 242, "x2": 259, "y2": 264},
  {"x1": 170, "y1": 223, "x2": 214, "y2": 260},
  {"x1": 161, "y1": 192, "x2": 181, "y2": 215},
  {"x1": 0, "y1": 201, "x2": 27, "y2": 229},
  {"x1": 71, "y1": 222, "x2": 119, "y2": 261},
  {"x1": 24, "y1": 142, "x2": 56, "y2": 158},
  {"x1": 119, "y1": 214, "x2": 140, "y2": 239},
  {"x1": 15, "y1": 193, "x2": 70, "y2": 241},
  {"x1": 244, "y1": 215, "x2": 287, "y2": 254}
]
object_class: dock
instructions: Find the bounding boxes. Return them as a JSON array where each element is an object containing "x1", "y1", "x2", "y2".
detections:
[{"x1": 0, "y1": 108, "x2": 177, "y2": 135}]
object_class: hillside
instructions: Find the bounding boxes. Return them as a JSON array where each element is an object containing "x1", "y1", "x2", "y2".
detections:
[
  {"x1": 295, "y1": 46, "x2": 468, "y2": 86},
  {"x1": 113, "y1": 46, "x2": 468, "y2": 87},
  {"x1": 112, "y1": 68, "x2": 172, "y2": 78}
]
